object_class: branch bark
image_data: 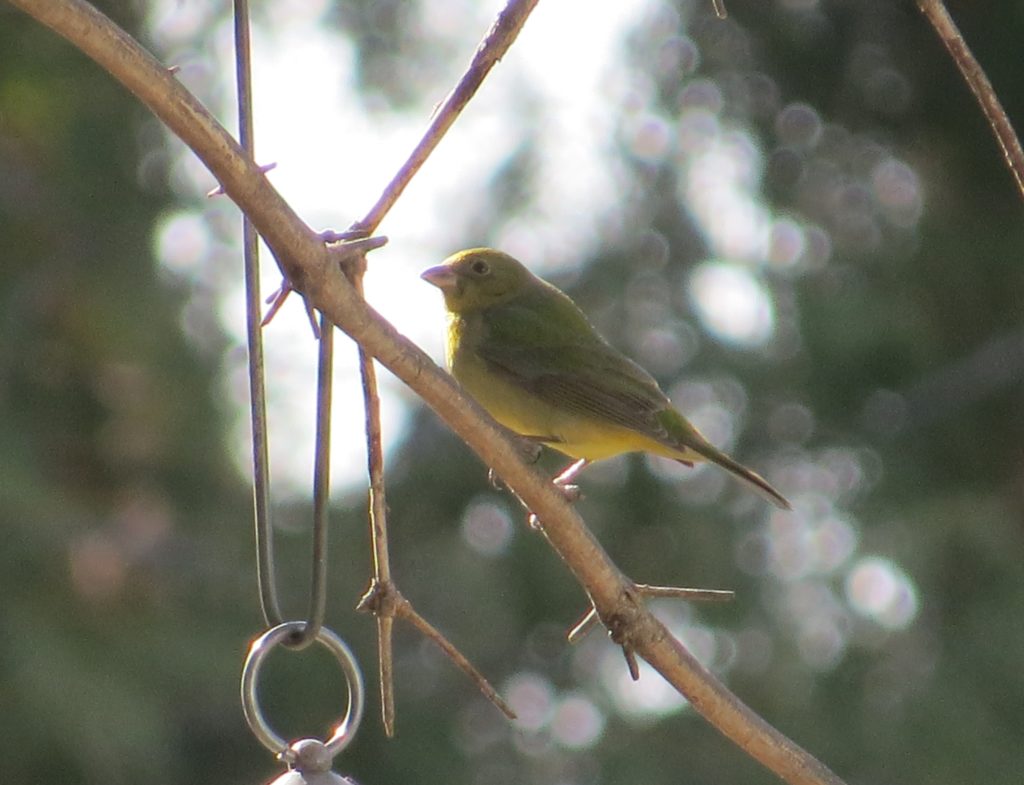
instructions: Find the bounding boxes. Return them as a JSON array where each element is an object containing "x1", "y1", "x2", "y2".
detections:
[
  {"x1": 10, "y1": 1, "x2": 843, "y2": 783},
  {"x1": 917, "y1": 0, "x2": 1024, "y2": 202}
]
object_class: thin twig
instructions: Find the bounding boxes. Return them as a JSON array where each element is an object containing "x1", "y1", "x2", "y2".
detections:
[
  {"x1": 353, "y1": 269, "x2": 398, "y2": 736},
  {"x1": 353, "y1": 0, "x2": 541, "y2": 235},
  {"x1": 348, "y1": 0, "x2": 541, "y2": 735},
  {"x1": 917, "y1": 0, "x2": 1024, "y2": 201},
  {"x1": 397, "y1": 594, "x2": 517, "y2": 721},
  {"x1": 356, "y1": 579, "x2": 516, "y2": 721},
  {"x1": 12, "y1": 2, "x2": 846, "y2": 782}
]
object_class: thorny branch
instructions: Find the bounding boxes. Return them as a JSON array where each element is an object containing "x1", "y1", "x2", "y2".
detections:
[{"x1": 24, "y1": 0, "x2": 1024, "y2": 782}]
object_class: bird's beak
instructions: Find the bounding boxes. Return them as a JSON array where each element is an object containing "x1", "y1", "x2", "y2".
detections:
[{"x1": 421, "y1": 265, "x2": 458, "y2": 290}]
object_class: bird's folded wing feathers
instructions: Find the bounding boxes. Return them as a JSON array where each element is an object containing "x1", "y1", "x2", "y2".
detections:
[{"x1": 477, "y1": 341, "x2": 674, "y2": 440}]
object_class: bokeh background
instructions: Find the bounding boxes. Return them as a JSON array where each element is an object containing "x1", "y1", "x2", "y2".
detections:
[{"x1": 3, "y1": 0, "x2": 1023, "y2": 783}]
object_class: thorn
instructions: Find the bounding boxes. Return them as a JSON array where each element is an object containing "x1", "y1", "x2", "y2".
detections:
[
  {"x1": 167, "y1": 64, "x2": 181, "y2": 75},
  {"x1": 636, "y1": 584, "x2": 735, "y2": 603},
  {"x1": 304, "y1": 298, "x2": 321, "y2": 339},
  {"x1": 623, "y1": 647, "x2": 640, "y2": 681},
  {"x1": 712, "y1": 0, "x2": 728, "y2": 19},
  {"x1": 207, "y1": 163, "x2": 277, "y2": 198},
  {"x1": 567, "y1": 608, "x2": 599, "y2": 644},
  {"x1": 319, "y1": 228, "x2": 370, "y2": 244},
  {"x1": 323, "y1": 234, "x2": 389, "y2": 271},
  {"x1": 261, "y1": 285, "x2": 291, "y2": 327}
]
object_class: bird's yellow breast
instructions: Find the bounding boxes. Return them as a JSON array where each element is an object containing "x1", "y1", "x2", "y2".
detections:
[{"x1": 447, "y1": 316, "x2": 691, "y2": 462}]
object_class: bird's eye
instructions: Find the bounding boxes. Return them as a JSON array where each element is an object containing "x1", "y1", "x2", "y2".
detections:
[{"x1": 470, "y1": 260, "x2": 490, "y2": 276}]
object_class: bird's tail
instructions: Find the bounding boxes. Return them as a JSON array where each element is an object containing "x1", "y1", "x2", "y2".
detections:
[{"x1": 685, "y1": 441, "x2": 791, "y2": 511}]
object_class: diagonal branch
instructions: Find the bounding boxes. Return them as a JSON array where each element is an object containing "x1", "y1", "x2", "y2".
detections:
[
  {"x1": 11, "y1": 1, "x2": 844, "y2": 783},
  {"x1": 917, "y1": 0, "x2": 1024, "y2": 201}
]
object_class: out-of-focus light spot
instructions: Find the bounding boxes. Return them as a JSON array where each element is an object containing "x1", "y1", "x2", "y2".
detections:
[
  {"x1": 625, "y1": 271, "x2": 673, "y2": 324},
  {"x1": 782, "y1": 580, "x2": 851, "y2": 669},
  {"x1": 862, "y1": 65, "x2": 913, "y2": 117},
  {"x1": 802, "y1": 224, "x2": 833, "y2": 268},
  {"x1": 777, "y1": 448, "x2": 873, "y2": 502},
  {"x1": 644, "y1": 453, "x2": 696, "y2": 483},
  {"x1": 810, "y1": 515, "x2": 858, "y2": 573},
  {"x1": 820, "y1": 448, "x2": 866, "y2": 498},
  {"x1": 846, "y1": 556, "x2": 919, "y2": 629},
  {"x1": 767, "y1": 513, "x2": 813, "y2": 580},
  {"x1": 675, "y1": 622, "x2": 717, "y2": 666},
  {"x1": 768, "y1": 217, "x2": 806, "y2": 268},
  {"x1": 797, "y1": 614, "x2": 847, "y2": 670},
  {"x1": 764, "y1": 505, "x2": 860, "y2": 580},
  {"x1": 679, "y1": 78, "x2": 724, "y2": 113},
  {"x1": 551, "y1": 693, "x2": 605, "y2": 749},
  {"x1": 632, "y1": 325, "x2": 696, "y2": 377},
  {"x1": 872, "y1": 157, "x2": 922, "y2": 227},
  {"x1": 624, "y1": 112, "x2": 673, "y2": 163},
  {"x1": 460, "y1": 498, "x2": 513, "y2": 557},
  {"x1": 775, "y1": 102, "x2": 823, "y2": 148},
  {"x1": 148, "y1": 0, "x2": 214, "y2": 47},
  {"x1": 676, "y1": 107, "x2": 720, "y2": 155},
  {"x1": 602, "y1": 648, "x2": 686, "y2": 720},
  {"x1": 687, "y1": 402, "x2": 736, "y2": 451},
  {"x1": 670, "y1": 376, "x2": 748, "y2": 416},
  {"x1": 689, "y1": 261, "x2": 774, "y2": 347},
  {"x1": 659, "y1": 35, "x2": 700, "y2": 78},
  {"x1": 767, "y1": 401, "x2": 815, "y2": 444},
  {"x1": 155, "y1": 211, "x2": 211, "y2": 278},
  {"x1": 506, "y1": 672, "x2": 555, "y2": 732}
]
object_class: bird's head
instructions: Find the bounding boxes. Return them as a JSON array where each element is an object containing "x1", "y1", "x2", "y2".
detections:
[{"x1": 421, "y1": 248, "x2": 532, "y2": 313}]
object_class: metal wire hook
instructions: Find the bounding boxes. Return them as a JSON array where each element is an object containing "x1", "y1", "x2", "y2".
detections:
[{"x1": 234, "y1": 0, "x2": 333, "y2": 647}]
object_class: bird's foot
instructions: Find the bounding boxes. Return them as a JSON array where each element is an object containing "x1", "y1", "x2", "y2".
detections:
[{"x1": 526, "y1": 479, "x2": 583, "y2": 529}]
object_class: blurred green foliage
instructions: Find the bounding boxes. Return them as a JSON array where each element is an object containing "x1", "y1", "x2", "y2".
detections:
[{"x1": 2, "y1": 1, "x2": 1023, "y2": 785}]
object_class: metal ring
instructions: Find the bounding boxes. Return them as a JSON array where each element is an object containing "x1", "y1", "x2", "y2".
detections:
[{"x1": 241, "y1": 622, "x2": 365, "y2": 758}]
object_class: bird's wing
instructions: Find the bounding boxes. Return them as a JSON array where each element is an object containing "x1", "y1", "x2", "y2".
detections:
[{"x1": 477, "y1": 333, "x2": 674, "y2": 439}]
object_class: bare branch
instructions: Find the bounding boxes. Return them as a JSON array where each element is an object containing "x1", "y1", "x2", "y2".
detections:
[
  {"x1": 917, "y1": 0, "x2": 1024, "y2": 202},
  {"x1": 11, "y1": 1, "x2": 844, "y2": 782}
]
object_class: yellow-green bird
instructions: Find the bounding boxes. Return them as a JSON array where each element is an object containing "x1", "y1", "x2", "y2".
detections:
[{"x1": 421, "y1": 248, "x2": 790, "y2": 510}]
